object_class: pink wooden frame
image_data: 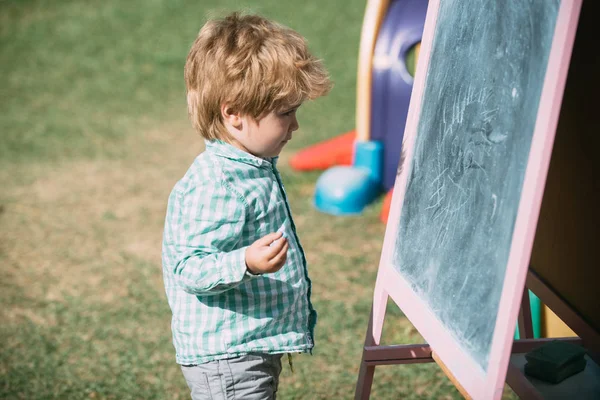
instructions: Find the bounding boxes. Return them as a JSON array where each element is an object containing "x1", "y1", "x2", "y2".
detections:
[{"x1": 356, "y1": 0, "x2": 583, "y2": 398}]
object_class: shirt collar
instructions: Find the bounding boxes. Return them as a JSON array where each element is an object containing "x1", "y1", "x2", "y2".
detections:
[{"x1": 205, "y1": 140, "x2": 278, "y2": 168}]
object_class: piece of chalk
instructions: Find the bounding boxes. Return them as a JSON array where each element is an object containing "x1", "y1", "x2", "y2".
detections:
[
  {"x1": 270, "y1": 231, "x2": 288, "y2": 246},
  {"x1": 270, "y1": 220, "x2": 288, "y2": 246}
]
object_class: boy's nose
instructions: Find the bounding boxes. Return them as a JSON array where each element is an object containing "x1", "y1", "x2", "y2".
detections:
[{"x1": 290, "y1": 116, "x2": 299, "y2": 132}]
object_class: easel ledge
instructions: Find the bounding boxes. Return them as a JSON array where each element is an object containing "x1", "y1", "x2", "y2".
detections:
[{"x1": 355, "y1": 269, "x2": 600, "y2": 399}]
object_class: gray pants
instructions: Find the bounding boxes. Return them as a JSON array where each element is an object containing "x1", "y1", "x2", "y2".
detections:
[{"x1": 180, "y1": 353, "x2": 283, "y2": 400}]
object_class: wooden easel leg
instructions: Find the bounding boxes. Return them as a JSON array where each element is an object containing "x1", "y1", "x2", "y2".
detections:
[
  {"x1": 355, "y1": 307, "x2": 378, "y2": 400},
  {"x1": 355, "y1": 284, "x2": 388, "y2": 400}
]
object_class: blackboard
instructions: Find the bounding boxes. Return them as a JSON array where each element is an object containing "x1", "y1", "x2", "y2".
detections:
[{"x1": 392, "y1": 0, "x2": 560, "y2": 370}]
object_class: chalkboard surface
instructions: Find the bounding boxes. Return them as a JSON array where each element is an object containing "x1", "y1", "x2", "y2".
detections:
[{"x1": 392, "y1": 0, "x2": 560, "y2": 370}]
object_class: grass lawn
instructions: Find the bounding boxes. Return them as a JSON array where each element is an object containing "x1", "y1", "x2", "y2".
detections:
[{"x1": 0, "y1": 0, "x2": 517, "y2": 398}]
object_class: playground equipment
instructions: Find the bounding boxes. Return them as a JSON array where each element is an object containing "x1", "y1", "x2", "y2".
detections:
[{"x1": 289, "y1": 0, "x2": 428, "y2": 218}]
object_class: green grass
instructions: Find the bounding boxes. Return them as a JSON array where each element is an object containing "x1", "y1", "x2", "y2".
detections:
[
  {"x1": 0, "y1": 0, "x2": 360, "y2": 164},
  {"x1": 0, "y1": 0, "x2": 517, "y2": 398}
]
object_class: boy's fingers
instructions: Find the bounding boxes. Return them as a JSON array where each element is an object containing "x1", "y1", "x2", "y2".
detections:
[
  {"x1": 266, "y1": 236, "x2": 287, "y2": 257},
  {"x1": 263, "y1": 237, "x2": 286, "y2": 262},
  {"x1": 258, "y1": 232, "x2": 283, "y2": 246},
  {"x1": 270, "y1": 241, "x2": 289, "y2": 268}
]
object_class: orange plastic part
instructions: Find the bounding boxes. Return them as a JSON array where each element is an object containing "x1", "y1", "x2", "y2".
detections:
[
  {"x1": 380, "y1": 189, "x2": 394, "y2": 224},
  {"x1": 289, "y1": 130, "x2": 357, "y2": 171}
]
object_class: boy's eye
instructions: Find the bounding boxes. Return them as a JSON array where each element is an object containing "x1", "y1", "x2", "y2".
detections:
[{"x1": 281, "y1": 107, "x2": 299, "y2": 117}]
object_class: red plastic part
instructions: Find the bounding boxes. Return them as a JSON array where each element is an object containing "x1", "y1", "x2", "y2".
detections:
[
  {"x1": 289, "y1": 130, "x2": 356, "y2": 171},
  {"x1": 380, "y1": 189, "x2": 394, "y2": 224}
]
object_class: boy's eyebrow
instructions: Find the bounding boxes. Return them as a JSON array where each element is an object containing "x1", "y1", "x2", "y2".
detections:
[{"x1": 282, "y1": 104, "x2": 302, "y2": 112}]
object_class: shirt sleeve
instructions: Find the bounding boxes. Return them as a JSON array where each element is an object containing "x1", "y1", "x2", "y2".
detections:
[{"x1": 163, "y1": 180, "x2": 257, "y2": 296}]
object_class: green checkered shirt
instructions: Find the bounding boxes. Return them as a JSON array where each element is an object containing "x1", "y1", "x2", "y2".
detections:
[{"x1": 162, "y1": 140, "x2": 316, "y2": 365}]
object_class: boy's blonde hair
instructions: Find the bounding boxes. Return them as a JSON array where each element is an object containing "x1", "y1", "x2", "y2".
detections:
[{"x1": 184, "y1": 12, "x2": 332, "y2": 141}]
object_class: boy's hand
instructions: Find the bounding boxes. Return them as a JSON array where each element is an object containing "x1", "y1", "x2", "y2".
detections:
[{"x1": 245, "y1": 232, "x2": 289, "y2": 275}]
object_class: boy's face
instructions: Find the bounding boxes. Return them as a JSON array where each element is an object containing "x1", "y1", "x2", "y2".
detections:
[{"x1": 229, "y1": 105, "x2": 301, "y2": 158}]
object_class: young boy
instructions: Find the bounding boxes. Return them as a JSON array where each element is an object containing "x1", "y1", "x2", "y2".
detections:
[{"x1": 162, "y1": 12, "x2": 331, "y2": 399}]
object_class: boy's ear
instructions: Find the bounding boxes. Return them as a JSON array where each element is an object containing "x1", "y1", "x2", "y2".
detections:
[{"x1": 221, "y1": 104, "x2": 242, "y2": 129}]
